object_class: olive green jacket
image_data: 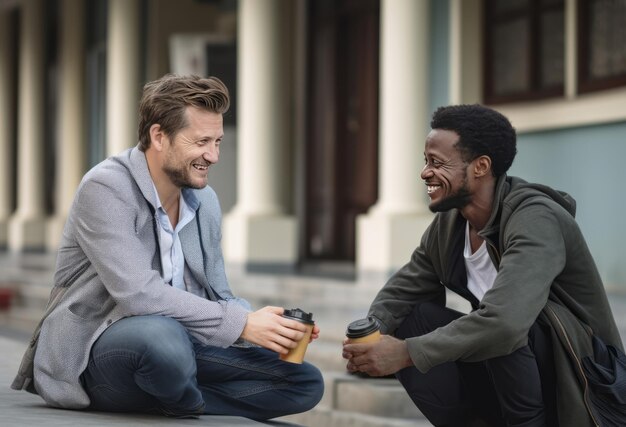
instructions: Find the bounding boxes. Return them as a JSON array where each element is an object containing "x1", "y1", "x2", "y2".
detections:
[{"x1": 369, "y1": 175, "x2": 623, "y2": 426}]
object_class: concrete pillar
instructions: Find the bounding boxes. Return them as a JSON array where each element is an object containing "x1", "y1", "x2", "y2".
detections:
[
  {"x1": 47, "y1": 0, "x2": 86, "y2": 250},
  {"x1": 0, "y1": 10, "x2": 16, "y2": 249},
  {"x1": 223, "y1": 0, "x2": 297, "y2": 268},
  {"x1": 356, "y1": 0, "x2": 433, "y2": 279},
  {"x1": 449, "y1": 0, "x2": 482, "y2": 105},
  {"x1": 106, "y1": 0, "x2": 141, "y2": 156},
  {"x1": 9, "y1": 0, "x2": 47, "y2": 251}
]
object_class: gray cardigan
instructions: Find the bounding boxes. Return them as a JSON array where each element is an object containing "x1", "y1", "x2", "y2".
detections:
[{"x1": 12, "y1": 147, "x2": 250, "y2": 408}]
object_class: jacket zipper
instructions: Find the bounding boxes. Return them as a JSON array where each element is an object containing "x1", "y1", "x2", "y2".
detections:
[
  {"x1": 484, "y1": 234, "x2": 596, "y2": 424},
  {"x1": 545, "y1": 305, "x2": 600, "y2": 427},
  {"x1": 486, "y1": 241, "x2": 501, "y2": 266}
]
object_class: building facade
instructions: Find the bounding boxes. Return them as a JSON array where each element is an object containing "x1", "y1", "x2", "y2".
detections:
[{"x1": 1, "y1": 0, "x2": 625, "y2": 291}]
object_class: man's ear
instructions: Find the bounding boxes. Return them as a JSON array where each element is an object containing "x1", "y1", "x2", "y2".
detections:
[
  {"x1": 149, "y1": 124, "x2": 165, "y2": 151},
  {"x1": 474, "y1": 155, "x2": 492, "y2": 178}
]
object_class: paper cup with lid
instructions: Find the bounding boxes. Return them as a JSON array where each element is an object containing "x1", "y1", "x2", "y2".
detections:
[
  {"x1": 345, "y1": 317, "x2": 381, "y2": 344},
  {"x1": 280, "y1": 308, "x2": 315, "y2": 364}
]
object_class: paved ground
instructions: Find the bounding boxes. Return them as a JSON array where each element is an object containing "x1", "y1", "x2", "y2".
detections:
[
  {"x1": 0, "y1": 327, "x2": 299, "y2": 426},
  {"x1": 0, "y1": 332, "x2": 294, "y2": 426}
]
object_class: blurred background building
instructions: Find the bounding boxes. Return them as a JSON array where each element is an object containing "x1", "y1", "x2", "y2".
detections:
[{"x1": 0, "y1": 0, "x2": 625, "y2": 291}]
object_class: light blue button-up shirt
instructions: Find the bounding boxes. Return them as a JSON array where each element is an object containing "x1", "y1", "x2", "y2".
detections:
[{"x1": 152, "y1": 184, "x2": 199, "y2": 290}]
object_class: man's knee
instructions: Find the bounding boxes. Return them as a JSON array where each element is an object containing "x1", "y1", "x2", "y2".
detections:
[
  {"x1": 396, "y1": 302, "x2": 461, "y2": 339},
  {"x1": 100, "y1": 315, "x2": 194, "y2": 368},
  {"x1": 291, "y1": 362, "x2": 324, "y2": 412}
]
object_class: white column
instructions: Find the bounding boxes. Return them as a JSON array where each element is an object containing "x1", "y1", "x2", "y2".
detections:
[
  {"x1": 223, "y1": 0, "x2": 297, "y2": 267},
  {"x1": 449, "y1": 0, "x2": 462, "y2": 104},
  {"x1": 449, "y1": 0, "x2": 482, "y2": 104},
  {"x1": 0, "y1": 10, "x2": 15, "y2": 248},
  {"x1": 356, "y1": 0, "x2": 433, "y2": 278},
  {"x1": 106, "y1": 0, "x2": 141, "y2": 156},
  {"x1": 9, "y1": 0, "x2": 47, "y2": 251},
  {"x1": 47, "y1": 0, "x2": 86, "y2": 250}
]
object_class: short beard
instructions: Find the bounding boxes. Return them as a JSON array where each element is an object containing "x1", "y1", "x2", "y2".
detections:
[
  {"x1": 163, "y1": 164, "x2": 206, "y2": 190},
  {"x1": 429, "y1": 172, "x2": 471, "y2": 213},
  {"x1": 429, "y1": 188, "x2": 471, "y2": 212}
]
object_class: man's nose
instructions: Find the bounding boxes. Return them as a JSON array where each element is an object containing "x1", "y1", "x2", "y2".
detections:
[
  {"x1": 203, "y1": 144, "x2": 219, "y2": 164},
  {"x1": 420, "y1": 164, "x2": 432, "y2": 180}
]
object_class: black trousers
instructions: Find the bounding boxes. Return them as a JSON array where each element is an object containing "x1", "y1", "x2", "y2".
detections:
[{"x1": 395, "y1": 302, "x2": 558, "y2": 427}]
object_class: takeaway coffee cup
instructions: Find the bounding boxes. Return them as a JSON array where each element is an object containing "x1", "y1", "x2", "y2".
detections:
[
  {"x1": 280, "y1": 308, "x2": 315, "y2": 364},
  {"x1": 346, "y1": 317, "x2": 381, "y2": 344}
]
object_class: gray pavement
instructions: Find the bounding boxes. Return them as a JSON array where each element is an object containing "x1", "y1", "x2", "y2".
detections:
[
  {"x1": 0, "y1": 331, "x2": 299, "y2": 426},
  {"x1": 0, "y1": 333, "x2": 273, "y2": 426}
]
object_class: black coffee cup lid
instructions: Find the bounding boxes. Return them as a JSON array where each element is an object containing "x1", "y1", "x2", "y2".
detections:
[
  {"x1": 346, "y1": 317, "x2": 379, "y2": 338},
  {"x1": 283, "y1": 308, "x2": 314, "y2": 324}
]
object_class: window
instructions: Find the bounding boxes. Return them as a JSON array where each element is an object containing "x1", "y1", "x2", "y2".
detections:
[
  {"x1": 461, "y1": 0, "x2": 626, "y2": 131},
  {"x1": 578, "y1": 0, "x2": 626, "y2": 93},
  {"x1": 484, "y1": 0, "x2": 565, "y2": 104}
]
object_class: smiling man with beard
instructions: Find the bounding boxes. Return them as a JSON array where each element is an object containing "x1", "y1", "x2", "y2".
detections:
[
  {"x1": 12, "y1": 74, "x2": 323, "y2": 420},
  {"x1": 343, "y1": 104, "x2": 623, "y2": 426}
]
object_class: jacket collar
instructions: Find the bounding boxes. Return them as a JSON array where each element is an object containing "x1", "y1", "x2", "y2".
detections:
[{"x1": 129, "y1": 145, "x2": 159, "y2": 211}]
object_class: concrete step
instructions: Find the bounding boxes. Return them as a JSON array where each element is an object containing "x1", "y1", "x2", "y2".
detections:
[
  {"x1": 0, "y1": 252, "x2": 54, "y2": 316},
  {"x1": 0, "y1": 253, "x2": 56, "y2": 282},
  {"x1": 0, "y1": 280, "x2": 49, "y2": 334},
  {"x1": 279, "y1": 406, "x2": 429, "y2": 427},
  {"x1": 302, "y1": 344, "x2": 424, "y2": 420},
  {"x1": 317, "y1": 372, "x2": 423, "y2": 419},
  {"x1": 14, "y1": 282, "x2": 50, "y2": 310},
  {"x1": 229, "y1": 271, "x2": 381, "y2": 312},
  {"x1": 3, "y1": 306, "x2": 42, "y2": 334},
  {"x1": 232, "y1": 272, "x2": 473, "y2": 342},
  {"x1": 333, "y1": 377, "x2": 421, "y2": 419},
  {"x1": 304, "y1": 339, "x2": 346, "y2": 372}
]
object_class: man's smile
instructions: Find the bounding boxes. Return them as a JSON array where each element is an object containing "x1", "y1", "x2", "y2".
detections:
[
  {"x1": 426, "y1": 184, "x2": 441, "y2": 195},
  {"x1": 192, "y1": 163, "x2": 209, "y2": 171}
]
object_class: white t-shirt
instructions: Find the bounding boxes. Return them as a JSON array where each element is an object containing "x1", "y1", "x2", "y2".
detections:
[{"x1": 464, "y1": 221, "x2": 498, "y2": 301}]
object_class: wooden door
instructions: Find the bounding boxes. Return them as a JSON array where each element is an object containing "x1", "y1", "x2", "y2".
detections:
[{"x1": 305, "y1": 0, "x2": 379, "y2": 261}]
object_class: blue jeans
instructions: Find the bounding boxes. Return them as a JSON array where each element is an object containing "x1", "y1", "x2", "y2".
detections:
[{"x1": 81, "y1": 315, "x2": 324, "y2": 420}]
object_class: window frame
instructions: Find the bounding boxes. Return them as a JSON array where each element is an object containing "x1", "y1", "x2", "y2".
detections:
[
  {"x1": 577, "y1": 0, "x2": 626, "y2": 93},
  {"x1": 451, "y1": 0, "x2": 626, "y2": 133},
  {"x1": 483, "y1": 0, "x2": 566, "y2": 104}
]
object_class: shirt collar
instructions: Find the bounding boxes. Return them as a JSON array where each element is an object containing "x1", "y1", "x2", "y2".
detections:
[
  {"x1": 181, "y1": 187, "x2": 200, "y2": 212},
  {"x1": 150, "y1": 182, "x2": 200, "y2": 214}
]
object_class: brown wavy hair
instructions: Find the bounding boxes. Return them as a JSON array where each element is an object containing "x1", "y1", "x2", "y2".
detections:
[{"x1": 137, "y1": 74, "x2": 230, "y2": 151}]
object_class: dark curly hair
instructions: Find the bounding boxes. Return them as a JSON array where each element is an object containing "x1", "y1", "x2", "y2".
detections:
[
  {"x1": 137, "y1": 74, "x2": 230, "y2": 151},
  {"x1": 430, "y1": 104, "x2": 517, "y2": 177}
]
